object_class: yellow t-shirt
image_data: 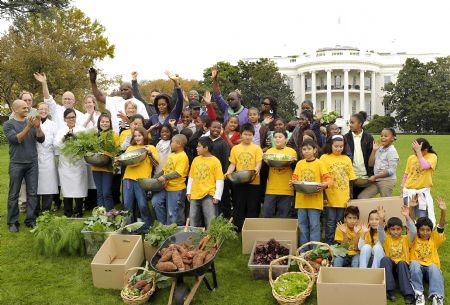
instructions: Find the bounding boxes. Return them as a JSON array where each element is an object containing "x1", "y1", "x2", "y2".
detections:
[
  {"x1": 119, "y1": 129, "x2": 131, "y2": 146},
  {"x1": 404, "y1": 153, "x2": 437, "y2": 189},
  {"x1": 410, "y1": 230, "x2": 445, "y2": 268},
  {"x1": 293, "y1": 159, "x2": 329, "y2": 210},
  {"x1": 163, "y1": 151, "x2": 189, "y2": 191},
  {"x1": 91, "y1": 131, "x2": 120, "y2": 173},
  {"x1": 382, "y1": 234, "x2": 410, "y2": 264},
  {"x1": 229, "y1": 143, "x2": 263, "y2": 185},
  {"x1": 265, "y1": 147, "x2": 297, "y2": 196},
  {"x1": 334, "y1": 224, "x2": 361, "y2": 255},
  {"x1": 189, "y1": 155, "x2": 224, "y2": 200},
  {"x1": 363, "y1": 231, "x2": 379, "y2": 247},
  {"x1": 123, "y1": 145, "x2": 159, "y2": 181},
  {"x1": 320, "y1": 154, "x2": 356, "y2": 208}
]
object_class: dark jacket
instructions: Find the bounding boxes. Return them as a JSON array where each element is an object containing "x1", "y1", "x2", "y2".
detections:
[
  {"x1": 210, "y1": 136, "x2": 230, "y2": 173},
  {"x1": 131, "y1": 80, "x2": 156, "y2": 117},
  {"x1": 344, "y1": 130, "x2": 374, "y2": 177}
]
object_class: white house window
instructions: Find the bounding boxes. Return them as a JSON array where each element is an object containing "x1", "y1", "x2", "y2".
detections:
[
  {"x1": 306, "y1": 78, "x2": 311, "y2": 91},
  {"x1": 364, "y1": 77, "x2": 371, "y2": 90},
  {"x1": 290, "y1": 58, "x2": 296, "y2": 63},
  {"x1": 334, "y1": 99, "x2": 342, "y2": 115},
  {"x1": 332, "y1": 52, "x2": 343, "y2": 56},
  {"x1": 384, "y1": 75, "x2": 392, "y2": 84},
  {"x1": 352, "y1": 100, "x2": 357, "y2": 114},
  {"x1": 335, "y1": 75, "x2": 342, "y2": 89}
]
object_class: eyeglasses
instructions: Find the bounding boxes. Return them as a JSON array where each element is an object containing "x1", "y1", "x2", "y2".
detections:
[{"x1": 262, "y1": 102, "x2": 271, "y2": 106}]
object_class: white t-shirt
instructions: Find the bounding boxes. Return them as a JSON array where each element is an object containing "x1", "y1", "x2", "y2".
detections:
[
  {"x1": 105, "y1": 96, "x2": 149, "y2": 133},
  {"x1": 44, "y1": 95, "x2": 84, "y2": 130}
]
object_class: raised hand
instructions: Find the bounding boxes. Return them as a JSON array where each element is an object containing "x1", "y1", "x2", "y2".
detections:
[
  {"x1": 211, "y1": 65, "x2": 218, "y2": 79},
  {"x1": 131, "y1": 71, "x2": 138, "y2": 81},
  {"x1": 263, "y1": 116, "x2": 274, "y2": 125},
  {"x1": 33, "y1": 72, "x2": 47, "y2": 83},
  {"x1": 400, "y1": 205, "x2": 410, "y2": 218},
  {"x1": 33, "y1": 115, "x2": 41, "y2": 128},
  {"x1": 373, "y1": 140, "x2": 380, "y2": 151},
  {"x1": 377, "y1": 206, "x2": 386, "y2": 221},
  {"x1": 202, "y1": 91, "x2": 212, "y2": 105},
  {"x1": 89, "y1": 67, "x2": 97, "y2": 83},
  {"x1": 315, "y1": 110, "x2": 323, "y2": 122},
  {"x1": 412, "y1": 140, "x2": 422, "y2": 154},
  {"x1": 409, "y1": 194, "x2": 418, "y2": 207},
  {"x1": 337, "y1": 221, "x2": 347, "y2": 234},
  {"x1": 182, "y1": 90, "x2": 189, "y2": 103},
  {"x1": 361, "y1": 223, "x2": 370, "y2": 234},
  {"x1": 354, "y1": 222, "x2": 362, "y2": 234},
  {"x1": 169, "y1": 119, "x2": 176, "y2": 127},
  {"x1": 437, "y1": 197, "x2": 446, "y2": 211}
]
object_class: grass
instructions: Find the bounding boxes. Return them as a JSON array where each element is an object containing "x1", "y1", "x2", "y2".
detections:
[{"x1": 0, "y1": 135, "x2": 449, "y2": 305}]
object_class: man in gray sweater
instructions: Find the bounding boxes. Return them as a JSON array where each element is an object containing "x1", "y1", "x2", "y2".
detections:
[{"x1": 4, "y1": 100, "x2": 45, "y2": 232}]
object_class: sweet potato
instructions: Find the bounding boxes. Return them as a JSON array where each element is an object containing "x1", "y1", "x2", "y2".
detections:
[
  {"x1": 140, "y1": 283, "x2": 152, "y2": 295},
  {"x1": 159, "y1": 249, "x2": 173, "y2": 262},
  {"x1": 184, "y1": 264, "x2": 191, "y2": 270},
  {"x1": 186, "y1": 250, "x2": 197, "y2": 259},
  {"x1": 192, "y1": 250, "x2": 207, "y2": 268},
  {"x1": 182, "y1": 258, "x2": 192, "y2": 265},
  {"x1": 172, "y1": 249, "x2": 185, "y2": 271},
  {"x1": 156, "y1": 261, "x2": 177, "y2": 272},
  {"x1": 175, "y1": 244, "x2": 188, "y2": 256},
  {"x1": 133, "y1": 280, "x2": 148, "y2": 289}
]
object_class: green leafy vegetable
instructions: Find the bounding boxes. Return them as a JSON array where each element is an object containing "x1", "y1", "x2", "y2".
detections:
[
  {"x1": 144, "y1": 221, "x2": 177, "y2": 247},
  {"x1": 83, "y1": 207, "x2": 130, "y2": 232},
  {"x1": 273, "y1": 273, "x2": 310, "y2": 297},
  {"x1": 61, "y1": 130, "x2": 120, "y2": 160},
  {"x1": 203, "y1": 215, "x2": 237, "y2": 246},
  {"x1": 308, "y1": 244, "x2": 347, "y2": 260}
]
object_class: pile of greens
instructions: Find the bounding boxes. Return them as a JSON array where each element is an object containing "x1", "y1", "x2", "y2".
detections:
[
  {"x1": 273, "y1": 273, "x2": 310, "y2": 297},
  {"x1": 144, "y1": 221, "x2": 177, "y2": 247},
  {"x1": 83, "y1": 207, "x2": 143, "y2": 233},
  {"x1": 319, "y1": 109, "x2": 339, "y2": 125},
  {"x1": 265, "y1": 154, "x2": 295, "y2": 161},
  {"x1": 61, "y1": 130, "x2": 120, "y2": 160},
  {"x1": 31, "y1": 212, "x2": 85, "y2": 256},
  {"x1": 203, "y1": 215, "x2": 237, "y2": 245}
]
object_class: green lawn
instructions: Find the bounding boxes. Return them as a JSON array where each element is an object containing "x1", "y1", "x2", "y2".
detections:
[{"x1": 0, "y1": 135, "x2": 449, "y2": 305}]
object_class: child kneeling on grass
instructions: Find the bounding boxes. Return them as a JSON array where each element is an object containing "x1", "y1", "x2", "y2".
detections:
[
  {"x1": 153, "y1": 134, "x2": 189, "y2": 225},
  {"x1": 333, "y1": 205, "x2": 361, "y2": 267},
  {"x1": 187, "y1": 137, "x2": 224, "y2": 228},
  {"x1": 377, "y1": 205, "x2": 416, "y2": 304},
  {"x1": 408, "y1": 197, "x2": 446, "y2": 305}
]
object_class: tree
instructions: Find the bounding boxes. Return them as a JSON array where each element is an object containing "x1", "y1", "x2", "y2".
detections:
[
  {"x1": 0, "y1": 0, "x2": 70, "y2": 19},
  {"x1": 138, "y1": 78, "x2": 199, "y2": 100},
  {"x1": 364, "y1": 115, "x2": 395, "y2": 134},
  {"x1": 0, "y1": 8, "x2": 115, "y2": 110},
  {"x1": 194, "y1": 59, "x2": 296, "y2": 121},
  {"x1": 383, "y1": 57, "x2": 450, "y2": 133}
]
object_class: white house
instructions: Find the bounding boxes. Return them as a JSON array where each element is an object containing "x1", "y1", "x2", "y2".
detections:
[{"x1": 244, "y1": 46, "x2": 441, "y2": 120}]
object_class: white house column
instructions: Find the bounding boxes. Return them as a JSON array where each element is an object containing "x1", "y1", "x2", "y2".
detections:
[
  {"x1": 371, "y1": 71, "x2": 376, "y2": 118},
  {"x1": 326, "y1": 69, "x2": 332, "y2": 111},
  {"x1": 311, "y1": 71, "x2": 316, "y2": 108},
  {"x1": 343, "y1": 69, "x2": 350, "y2": 120},
  {"x1": 300, "y1": 73, "x2": 305, "y2": 105},
  {"x1": 359, "y1": 70, "x2": 365, "y2": 112}
]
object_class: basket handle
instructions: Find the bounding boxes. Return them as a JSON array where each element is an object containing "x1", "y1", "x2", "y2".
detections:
[
  {"x1": 268, "y1": 255, "x2": 314, "y2": 287},
  {"x1": 296, "y1": 241, "x2": 335, "y2": 259}
]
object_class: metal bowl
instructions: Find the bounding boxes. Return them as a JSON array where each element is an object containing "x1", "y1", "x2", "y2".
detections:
[
  {"x1": 116, "y1": 148, "x2": 147, "y2": 167},
  {"x1": 264, "y1": 153, "x2": 295, "y2": 168},
  {"x1": 292, "y1": 181, "x2": 322, "y2": 194},
  {"x1": 228, "y1": 170, "x2": 256, "y2": 184},
  {"x1": 84, "y1": 154, "x2": 111, "y2": 167},
  {"x1": 138, "y1": 178, "x2": 164, "y2": 191}
]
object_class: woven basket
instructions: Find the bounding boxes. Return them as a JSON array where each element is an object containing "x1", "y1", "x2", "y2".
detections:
[
  {"x1": 120, "y1": 267, "x2": 156, "y2": 305},
  {"x1": 296, "y1": 241, "x2": 334, "y2": 276},
  {"x1": 269, "y1": 255, "x2": 315, "y2": 305}
]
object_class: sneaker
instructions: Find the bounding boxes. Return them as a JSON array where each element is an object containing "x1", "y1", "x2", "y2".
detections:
[
  {"x1": 415, "y1": 294, "x2": 425, "y2": 305},
  {"x1": 9, "y1": 224, "x2": 19, "y2": 233},
  {"x1": 405, "y1": 294, "x2": 415, "y2": 305},
  {"x1": 432, "y1": 295, "x2": 444, "y2": 305},
  {"x1": 25, "y1": 222, "x2": 36, "y2": 229},
  {"x1": 387, "y1": 290, "x2": 396, "y2": 301}
]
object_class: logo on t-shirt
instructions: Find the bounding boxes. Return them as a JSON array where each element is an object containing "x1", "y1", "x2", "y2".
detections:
[{"x1": 237, "y1": 152, "x2": 254, "y2": 170}]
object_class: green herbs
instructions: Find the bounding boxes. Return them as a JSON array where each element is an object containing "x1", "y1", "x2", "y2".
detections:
[
  {"x1": 273, "y1": 273, "x2": 310, "y2": 297},
  {"x1": 31, "y1": 212, "x2": 85, "y2": 256},
  {"x1": 61, "y1": 130, "x2": 120, "y2": 160},
  {"x1": 319, "y1": 109, "x2": 339, "y2": 126},
  {"x1": 83, "y1": 207, "x2": 130, "y2": 232},
  {"x1": 144, "y1": 221, "x2": 177, "y2": 247},
  {"x1": 204, "y1": 215, "x2": 237, "y2": 246},
  {"x1": 309, "y1": 244, "x2": 347, "y2": 261}
]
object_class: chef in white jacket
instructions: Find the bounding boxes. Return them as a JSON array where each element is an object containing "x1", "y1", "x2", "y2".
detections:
[
  {"x1": 54, "y1": 108, "x2": 87, "y2": 217},
  {"x1": 35, "y1": 103, "x2": 59, "y2": 214}
]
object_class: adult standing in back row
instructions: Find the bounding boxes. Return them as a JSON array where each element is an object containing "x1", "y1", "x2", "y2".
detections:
[
  {"x1": 211, "y1": 65, "x2": 249, "y2": 126},
  {"x1": 4, "y1": 100, "x2": 45, "y2": 232}
]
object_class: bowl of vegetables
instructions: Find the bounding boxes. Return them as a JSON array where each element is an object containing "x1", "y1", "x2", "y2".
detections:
[
  {"x1": 292, "y1": 181, "x2": 322, "y2": 194},
  {"x1": 228, "y1": 170, "x2": 256, "y2": 184},
  {"x1": 264, "y1": 153, "x2": 295, "y2": 168},
  {"x1": 84, "y1": 153, "x2": 111, "y2": 167},
  {"x1": 116, "y1": 148, "x2": 147, "y2": 167},
  {"x1": 138, "y1": 178, "x2": 165, "y2": 191}
]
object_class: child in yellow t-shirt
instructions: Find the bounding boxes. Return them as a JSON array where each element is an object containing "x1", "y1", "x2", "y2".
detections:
[
  {"x1": 187, "y1": 137, "x2": 224, "y2": 228},
  {"x1": 377, "y1": 206, "x2": 416, "y2": 304},
  {"x1": 408, "y1": 197, "x2": 446, "y2": 305},
  {"x1": 320, "y1": 135, "x2": 356, "y2": 244},
  {"x1": 120, "y1": 127, "x2": 159, "y2": 232},
  {"x1": 333, "y1": 205, "x2": 362, "y2": 267},
  {"x1": 401, "y1": 138, "x2": 438, "y2": 224},
  {"x1": 262, "y1": 130, "x2": 297, "y2": 218},
  {"x1": 291, "y1": 139, "x2": 332, "y2": 249},
  {"x1": 152, "y1": 134, "x2": 189, "y2": 225},
  {"x1": 358, "y1": 209, "x2": 384, "y2": 268},
  {"x1": 225, "y1": 123, "x2": 263, "y2": 231}
]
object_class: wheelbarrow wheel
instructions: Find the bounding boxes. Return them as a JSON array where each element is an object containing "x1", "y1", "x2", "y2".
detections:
[{"x1": 174, "y1": 282, "x2": 190, "y2": 305}]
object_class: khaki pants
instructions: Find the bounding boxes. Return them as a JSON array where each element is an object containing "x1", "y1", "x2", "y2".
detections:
[{"x1": 357, "y1": 179, "x2": 396, "y2": 199}]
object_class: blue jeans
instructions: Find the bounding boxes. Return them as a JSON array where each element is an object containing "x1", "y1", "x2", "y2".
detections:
[
  {"x1": 297, "y1": 208, "x2": 321, "y2": 251},
  {"x1": 123, "y1": 179, "x2": 153, "y2": 231},
  {"x1": 152, "y1": 189, "x2": 186, "y2": 225},
  {"x1": 410, "y1": 261, "x2": 444, "y2": 298},
  {"x1": 380, "y1": 257, "x2": 414, "y2": 296},
  {"x1": 333, "y1": 254, "x2": 360, "y2": 267},
  {"x1": 92, "y1": 171, "x2": 114, "y2": 211},
  {"x1": 325, "y1": 207, "x2": 345, "y2": 245},
  {"x1": 359, "y1": 242, "x2": 384, "y2": 268},
  {"x1": 189, "y1": 195, "x2": 218, "y2": 228},
  {"x1": 7, "y1": 161, "x2": 38, "y2": 226}
]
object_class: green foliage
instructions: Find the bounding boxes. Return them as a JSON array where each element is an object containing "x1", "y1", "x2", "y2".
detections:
[
  {"x1": 31, "y1": 211, "x2": 85, "y2": 256},
  {"x1": 383, "y1": 56, "x2": 450, "y2": 132},
  {"x1": 319, "y1": 109, "x2": 339, "y2": 126},
  {"x1": 365, "y1": 115, "x2": 396, "y2": 134},
  {"x1": 144, "y1": 221, "x2": 177, "y2": 247},
  {"x1": 309, "y1": 244, "x2": 348, "y2": 261},
  {"x1": 205, "y1": 215, "x2": 237, "y2": 245},
  {"x1": 0, "y1": 126, "x2": 7, "y2": 145},
  {"x1": 0, "y1": 0, "x2": 70, "y2": 19},
  {"x1": 194, "y1": 59, "x2": 297, "y2": 121},
  {"x1": 273, "y1": 273, "x2": 310, "y2": 297},
  {"x1": 83, "y1": 207, "x2": 129, "y2": 232},
  {"x1": 61, "y1": 130, "x2": 120, "y2": 160}
]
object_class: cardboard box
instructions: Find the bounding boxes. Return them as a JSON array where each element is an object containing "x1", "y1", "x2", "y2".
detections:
[
  {"x1": 91, "y1": 234, "x2": 144, "y2": 289},
  {"x1": 248, "y1": 240, "x2": 292, "y2": 280},
  {"x1": 242, "y1": 218, "x2": 298, "y2": 254},
  {"x1": 317, "y1": 267, "x2": 386, "y2": 305},
  {"x1": 349, "y1": 197, "x2": 405, "y2": 225}
]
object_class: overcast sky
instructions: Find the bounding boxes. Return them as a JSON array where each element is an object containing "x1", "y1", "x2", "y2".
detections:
[{"x1": 2, "y1": 0, "x2": 450, "y2": 81}]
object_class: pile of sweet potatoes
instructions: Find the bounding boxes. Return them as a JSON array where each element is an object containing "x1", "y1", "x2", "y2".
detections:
[
  {"x1": 122, "y1": 279, "x2": 153, "y2": 297},
  {"x1": 155, "y1": 237, "x2": 218, "y2": 272}
]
